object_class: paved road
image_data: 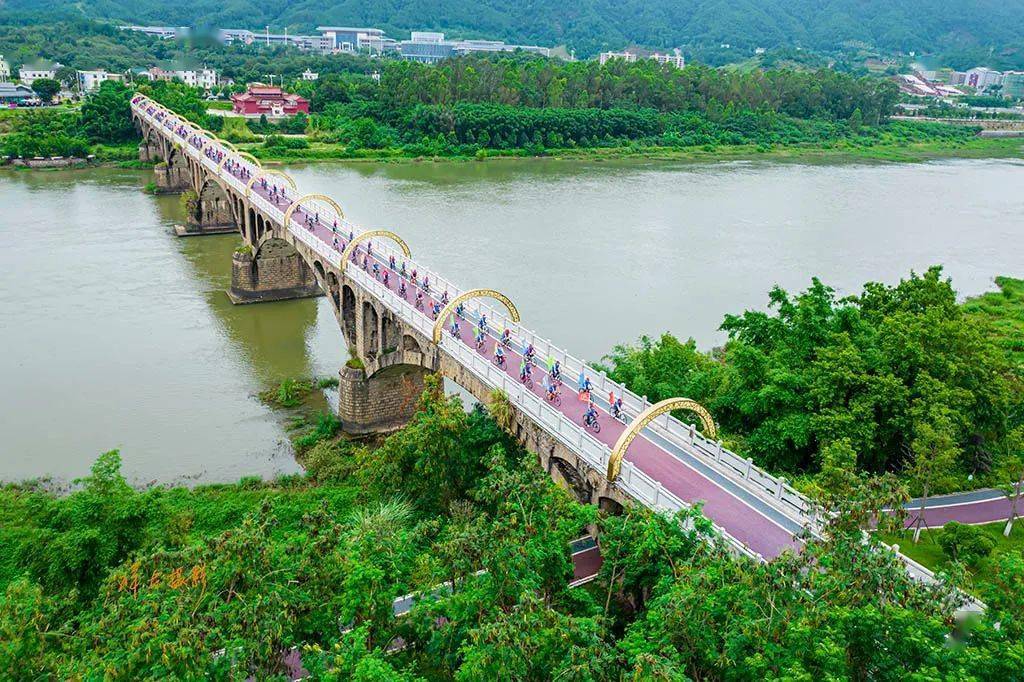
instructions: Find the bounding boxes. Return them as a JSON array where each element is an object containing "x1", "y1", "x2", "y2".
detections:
[
  {"x1": 904, "y1": 488, "x2": 1019, "y2": 528},
  {"x1": 230, "y1": 163, "x2": 805, "y2": 560}
]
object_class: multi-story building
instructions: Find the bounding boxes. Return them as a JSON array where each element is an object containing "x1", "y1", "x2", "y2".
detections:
[
  {"x1": 316, "y1": 26, "x2": 387, "y2": 53},
  {"x1": 964, "y1": 67, "x2": 1003, "y2": 91},
  {"x1": 77, "y1": 69, "x2": 123, "y2": 92},
  {"x1": 0, "y1": 55, "x2": 10, "y2": 83},
  {"x1": 650, "y1": 50, "x2": 685, "y2": 69},
  {"x1": 18, "y1": 59, "x2": 61, "y2": 85},
  {"x1": 219, "y1": 29, "x2": 255, "y2": 45},
  {"x1": 119, "y1": 25, "x2": 185, "y2": 39},
  {"x1": 1002, "y1": 71, "x2": 1024, "y2": 100},
  {"x1": 453, "y1": 39, "x2": 550, "y2": 58},
  {"x1": 230, "y1": 85, "x2": 310, "y2": 116},
  {"x1": 147, "y1": 62, "x2": 219, "y2": 90},
  {"x1": 398, "y1": 31, "x2": 551, "y2": 63},
  {"x1": 599, "y1": 51, "x2": 638, "y2": 65}
]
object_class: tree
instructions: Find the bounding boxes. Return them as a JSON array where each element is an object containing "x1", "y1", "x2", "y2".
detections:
[
  {"x1": 1000, "y1": 427, "x2": 1024, "y2": 537},
  {"x1": 907, "y1": 398, "x2": 960, "y2": 543},
  {"x1": 31, "y1": 78, "x2": 60, "y2": 104},
  {"x1": 79, "y1": 80, "x2": 136, "y2": 143},
  {"x1": 938, "y1": 522, "x2": 995, "y2": 566}
]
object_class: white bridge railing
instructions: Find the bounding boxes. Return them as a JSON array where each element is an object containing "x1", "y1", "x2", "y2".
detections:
[{"x1": 134, "y1": 97, "x2": 824, "y2": 560}]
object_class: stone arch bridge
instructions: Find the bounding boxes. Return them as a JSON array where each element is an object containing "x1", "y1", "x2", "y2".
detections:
[{"x1": 131, "y1": 95, "x2": 939, "y2": 584}]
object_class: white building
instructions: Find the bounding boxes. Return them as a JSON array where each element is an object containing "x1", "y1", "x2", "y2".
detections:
[
  {"x1": 0, "y1": 55, "x2": 10, "y2": 83},
  {"x1": 650, "y1": 50, "x2": 685, "y2": 69},
  {"x1": 965, "y1": 67, "x2": 1004, "y2": 91},
  {"x1": 77, "y1": 69, "x2": 123, "y2": 92},
  {"x1": 148, "y1": 62, "x2": 218, "y2": 90},
  {"x1": 119, "y1": 25, "x2": 185, "y2": 39},
  {"x1": 600, "y1": 50, "x2": 683, "y2": 68},
  {"x1": 599, "y1": 51, "x2": 638, "y2": 65},
  {"x1": 18, "y1": 59, "x2": 61, "y2": 85},
  {"x1": 301, "y1": 69, "x2": 319, "y2": 81},
  {"x1": 316, "y1": 26, "x2": 388, "y2": 53}
]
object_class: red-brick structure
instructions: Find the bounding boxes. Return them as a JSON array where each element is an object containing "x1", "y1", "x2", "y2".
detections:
[{"x1": 230, "y1": 86, "x2": 310, "y2": 116}]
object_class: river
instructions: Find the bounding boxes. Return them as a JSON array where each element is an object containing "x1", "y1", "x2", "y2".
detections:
[{"x1": 1, "y1": 157, "x2": 1021, "y2": 484}]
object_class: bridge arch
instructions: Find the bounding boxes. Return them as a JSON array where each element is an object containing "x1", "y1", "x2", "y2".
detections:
[
  {"x1": 235, "y1": 151, "x2": 262, "y2": 168},
  {"x1": 340, "y1": 230, "x2": 411, "y2": 272},
  {"x1": 245, "y1": 170, "x2": 297, "y2": 198},
  {"x1": 282, "y1": 194, "x2": 344, "y2": 230},
  {"x1": 432, "y1": 289, "x2": 521, "y2": 344},
  {"x1": 607, "y1": 398, "x2": 717, "y2": 482},
  {"x1": 192, "y1": 177, "x2": 233, "y2": 228}
]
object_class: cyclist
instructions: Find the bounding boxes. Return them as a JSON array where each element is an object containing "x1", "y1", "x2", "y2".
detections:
[
  {"x1": 494, "y1": 342, "x2": 505, "y2": 366},
  {"x1": 584, "y1": 401, "x2": 599, "y2": 428},
  {"x1": 551, "y1": 360, "x2": 562, "y2": 382},
  {"x1": 389, "y1": 255, "x2": 396, "y2": 270},
  {"x1": 501, "y1": 328, "x2": 512, "y2": 347},
  {"x1": 455, "y1": 302, "x2": 465, "y2": 319},
  {"x1": 546, "y1": 380, "x2": 558, "y2": 402},
  {"x1": 611, "y1": 397, "x2": 624, "y2": 420},
  {"x1": 415, "y1": 291, "x2": 424, "y2": 309},
  {"x1": 423, "y1": 276, "x2": 430, "y2": 294},
  {"x1": 450, "y1": 317, "x2": 460, "y2": 338},
  {"x1": 383, "y1": 270, "x2": 390, "y2": 288},
  {"x1": 432, "y1": 302, "x2": 441, "y2": 318},
  {"x1": 400, "y1": 262, "x2": 407, "y2": 278},
  {"x1": 475, "y1": 326, "x2": 486, "y2": 349},
  {"x1": 441, "y1": 290, "x2": 449, "y2": 306},
  {"x1": 524, "y1": 342, "x2": 536, "y2": 364},
  {"x1": 372, "y1": 263, "x2": 380, "y2": 279},
  {"x1": 399, "y1": 281, "x2": 407, "y2": 298},
  {"x1": 332, "y1": 236, "x2": 339, "y2": 251},
  {"x1": 520, "y1": 358, "x2": 532, "y2": 383},
  {"x1": 367, "y1": 241, "x2": 373, "y2": 256},
  {"x1": 480, "y1": 313, "x2": 488, "y2": 333}
]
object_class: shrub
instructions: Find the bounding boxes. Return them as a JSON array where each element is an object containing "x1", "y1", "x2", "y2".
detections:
[{"x1": 939, "y1": 522, "x2": 996, "y2": 566}]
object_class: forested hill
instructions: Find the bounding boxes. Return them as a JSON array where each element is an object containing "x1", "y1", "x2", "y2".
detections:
[{"x1": 7, "y1": 0, "x2": 1024, "y2": 65}]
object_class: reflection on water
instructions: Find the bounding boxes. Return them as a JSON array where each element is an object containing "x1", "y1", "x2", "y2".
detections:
[{"x1": 1, "y1": 156, "x2": 1022, "y2": 483}]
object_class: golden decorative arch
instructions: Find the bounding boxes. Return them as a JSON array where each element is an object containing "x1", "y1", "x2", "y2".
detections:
[
  {"x1": 432, "y1": 289, "x2": 520, "y2": 344},
  {"x1": 282, "y1": 194, "x2": 344, "y2": 229},
  {"x1": 245, "y1": 169, "x2": 297, "y2": 198},
  {"x1": 340, "y1": 230, "x2": 411, "y2": 273},
  {"x1": 236, "y1": 151, "x2": 262, "y2": 168},
  {"x1": 607, "y1": 398, "x2": 717, "y2": 482}
]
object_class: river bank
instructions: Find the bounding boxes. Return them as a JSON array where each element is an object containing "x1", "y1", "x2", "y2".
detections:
[{"x1": 241, "y1": 134, "x2": 1024, "y2": 166}]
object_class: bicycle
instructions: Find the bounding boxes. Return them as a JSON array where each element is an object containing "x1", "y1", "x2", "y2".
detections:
[
  {"x1": 520, "y1": 373, "x2": 534, "y2": 389},
  {"x1": 493, "y1": 354, "x2": 506, "y2": 369},
  {"x1": 583, "y1": 414, "x2": 601, "y2": 434},
  {"x1": 546, "y1": 390, "x2": 562, "y2": 407}
]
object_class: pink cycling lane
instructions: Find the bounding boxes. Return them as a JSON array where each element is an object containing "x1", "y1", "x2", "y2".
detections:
[{"x1": 235, "y1": 165, "x2": 805, "y2": 560}]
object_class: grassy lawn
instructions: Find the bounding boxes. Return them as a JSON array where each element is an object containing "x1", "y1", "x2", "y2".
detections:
[
  {"x1": 963, "y1": 276, "x2": 1024, "y2": 367},
  {"x1": 205, "y1": 100, "x2": 233, "y2": 111},
  {"x1": 877, "y1": 521, "x2": 1024, "y2": 596}
]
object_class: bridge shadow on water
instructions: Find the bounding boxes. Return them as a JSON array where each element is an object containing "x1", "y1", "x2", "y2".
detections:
[{"x1": 151, "y1": 195, "x2": 340, "y2": 409}]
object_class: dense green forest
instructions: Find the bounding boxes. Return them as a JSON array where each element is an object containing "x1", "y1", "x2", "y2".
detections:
[
  {"x1": 132, "y1": 61, "x2": 998, "y2": 161},
  {"x1": 4, "y1": 0, "x2": 1024, "y2": 67},
  {"x1": 3, "y1": 376, "x2": 1024, "y2": 679},
  {"x1": 600, "y1": 269, "x2": 1024, "y2": 495}
]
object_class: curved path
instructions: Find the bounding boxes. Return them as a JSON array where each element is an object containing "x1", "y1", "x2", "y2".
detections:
[{"x1": 904, "y1": 488, "x2": 1019, "y2": 528}]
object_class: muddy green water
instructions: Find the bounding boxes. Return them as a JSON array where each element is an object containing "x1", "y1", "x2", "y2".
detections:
[{"x1": 1, "y1": 157, "x2": 1022, "y2": 483}]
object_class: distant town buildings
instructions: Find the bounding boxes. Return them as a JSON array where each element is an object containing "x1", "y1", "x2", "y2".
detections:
[
  {"x1": 964, "y1": 67, "x2": 1003, "y2": 91},
  {"x1": 0, "y1": 55, "x2": 10, "y2": 83},
  {"x1": 301, "y1": 69, "x2": 319, "y2": 81},
  {"x1": 0, "y1": 82, "x2": 38, "y2": 105},
  {"x1": 18, "y1": 59, "x2": 61, "y2": 85},
  {"x1": 599, "y1": 50, "x2": 684, "y2": 69},
  {"x1": 77, "y1": 69, "x2": 123, "y2": 92},
  {"x1": 894, "y1": 73, "x2": 961, "y2": 98},
  {"x1": 1003, "y1": 72, "x2": 1024, "y2": 100},
  {"x1": 119, "y1": 25, "x2": 184, "y2": 40},
  {"x1": 396, "y1": 31, "x2": 550, "y2": 63},
  {"x1": 230, "y1": 85, "x2": 309, "y2": 116},
  {"x1": 120, "y1": 22, "x2": 554, "y2": 62},
  {"x1": 138, "y1": 61, "x2": 219, "y2": 90}
]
